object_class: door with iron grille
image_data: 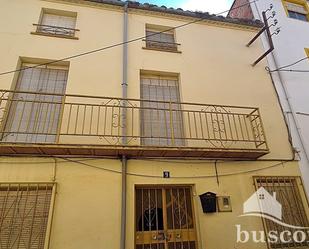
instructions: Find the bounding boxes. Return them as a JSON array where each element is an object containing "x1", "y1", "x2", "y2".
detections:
[{"x1": 135, "y1": 186, "x2": 197, "y2": 249}]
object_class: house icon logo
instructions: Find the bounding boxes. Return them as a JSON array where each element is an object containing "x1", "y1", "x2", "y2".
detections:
[
  {"x1": 240, "y1": 187, "x2": 309, "y2": 229},
  {"x1": 243, "y1": 187, "x2": 281, "y2": 220}
]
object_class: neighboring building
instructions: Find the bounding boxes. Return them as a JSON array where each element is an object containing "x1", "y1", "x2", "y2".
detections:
[
  {"x1": 0, "y1": 1, "x2": 308, "y2": 249},
  {"x1": 229, "y1": 0, "x2": 309, "y2": 198}
]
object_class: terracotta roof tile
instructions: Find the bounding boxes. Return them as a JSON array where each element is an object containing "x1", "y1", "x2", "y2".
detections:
[{"x1": 86, "y1": 0, "x2": 263, "y2": 28}]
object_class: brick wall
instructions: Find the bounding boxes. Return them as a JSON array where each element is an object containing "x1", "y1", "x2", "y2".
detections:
[{"x1": 228, "y1": 0, "x2": 254, "y2": 19}]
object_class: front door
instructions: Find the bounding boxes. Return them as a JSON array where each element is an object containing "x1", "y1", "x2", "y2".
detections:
[{"x1": 135, "y1": 186, "x2": 197, "y2": 249}]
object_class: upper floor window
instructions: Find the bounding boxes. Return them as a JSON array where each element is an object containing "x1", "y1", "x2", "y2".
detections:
[
  {"x1": 32, "y1": 9, "x2": 79, "y2": 39},
  {"x1": 2, "y1": 62, "x2": 69, "y2": 143},
  {"x1": 140, "y1": 72, "x2": 184, "y2": 146},
  {"x1": 144, "y1": 24, "x2": 180, "y2": 53},
  {"x1": 283, "y1": 1, "x2": 309, "y2": 21}
]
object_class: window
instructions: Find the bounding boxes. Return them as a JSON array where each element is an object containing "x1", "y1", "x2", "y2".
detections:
[
  {"x1": 254, "y1": 176, "x2": 309, "y2": 248},
  {"x1": 144, "y1": 25, "x2": 179, "y2": 52},
  {"x1": 283, "y1": 1, "x2": 309, "y2": 21},
  {"x1": 1, "y1": 63, "x2": 68, "y2": 143},
  {"x1": 140, "y1": 73, "x2": 184, "y2": 146},
  {"x1": 33, "y1": 9, "x2": 78, "y2": 38},
  {"x1": 0, "y1": 183, "x2": 54, "y2": 249}
]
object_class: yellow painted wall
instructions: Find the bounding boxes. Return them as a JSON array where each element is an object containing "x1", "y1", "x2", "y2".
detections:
[
  {"x1": 0, "y1": 0, "x2": 292, "y2": 159},
  {"x1": 0, "y1": 1, "x2": 305, "y2": 249},
  {"x1": 0, "y1": 157, "x2": 305, "y2": 249}
]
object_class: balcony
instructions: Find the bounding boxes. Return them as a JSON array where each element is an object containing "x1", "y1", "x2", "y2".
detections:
[
  {"x1": 31, "y1": 24, "x2": 79, "y2": 39},
  {"x1": 143, "y1": 39, "x2": 180, "y2": 53},
  {"x1": 0, "y1": 90, "x2": 269, "y2": 159}
]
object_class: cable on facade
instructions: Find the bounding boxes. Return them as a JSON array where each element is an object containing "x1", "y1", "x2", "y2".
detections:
[
  {"x1": 297, "y1": 112, "x2": 309, "y2": 116},
  {"x1": 55, "y1": 157, "x2": 291, "y2": 179},
  {"x1": 0, "y1": 0, "x2": 258, "y2": 77},
  {"x1": 272, "y1": 69, "x2": 309, "y2": 73},
  {"x1": 0, "y1": 156, "x2": 117, "y2": 164},
  {"x1": 0, "y1": 156, "x2": 296, "y2": 164},
  {"x1": 268, "y1": 56, "x2": 309, "y2": 72}
]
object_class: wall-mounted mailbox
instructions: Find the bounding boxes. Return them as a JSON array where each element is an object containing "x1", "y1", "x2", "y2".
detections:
[{"x1": 199, "y1": 192, "x2": 216, "y2": 213}]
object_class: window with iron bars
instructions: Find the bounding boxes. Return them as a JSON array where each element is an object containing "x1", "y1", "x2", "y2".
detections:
[
  {"x1": 34, "y1": 9, "x2": 78, "y2": 38},
  {"x1": 145, "y1": 24, "x2": 179, "y2": 52},
  {"x1": 254, "y1": 176, "x2": 309, "y2": 248},
  {"x1": 0, "y1": 183, "x2": 54, "y2": 249}
]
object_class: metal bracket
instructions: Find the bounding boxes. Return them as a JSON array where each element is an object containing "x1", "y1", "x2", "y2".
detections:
[{"x1": 247, "y1": 11, "x2": 276, "y2": 67}]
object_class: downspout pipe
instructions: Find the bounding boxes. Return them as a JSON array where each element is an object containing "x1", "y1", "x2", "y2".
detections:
[
  {"x1": 120, "y1": 154, "x2": 127, "y2": 249},
  {"x1": 120, "y1": 3, "x2": 128, "y2": 249}
]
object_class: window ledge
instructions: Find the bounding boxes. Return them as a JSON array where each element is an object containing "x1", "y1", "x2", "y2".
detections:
[
  {"x1": 142, "y1": 47, "x2": 182, "y2": 54},
  {"x1": 30, "y1": 31, "x2": 79, "y2": 40},
  {"x1": 288, "y1": 17, "x2": 309, "y2": 22}
]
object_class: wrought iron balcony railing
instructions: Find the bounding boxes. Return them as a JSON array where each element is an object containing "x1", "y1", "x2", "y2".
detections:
[
  {"x1": 0, "y1": 90, "x2": 269, "y2": 158},
  {"x1": 143, "y1": 39, "x2": 180, "y2": 52},
  {"x1": 33, "y1": 24, "x2": 79, "y2": 38}
]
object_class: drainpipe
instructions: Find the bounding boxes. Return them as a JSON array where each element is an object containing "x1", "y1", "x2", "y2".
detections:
[
  {"x1": 252, "y1": 1, "x2": 309, "y2": 164},
  {"x1": 120, "y1": 155, "x2": 127, "y2": 249},
  {"x1": 120, "y1": 2, "x2": 129, "y2": 249}
]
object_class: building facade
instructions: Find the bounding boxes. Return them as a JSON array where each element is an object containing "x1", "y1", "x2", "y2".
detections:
[
  {"x1": 0, "y1": 1, "x2": 308, "y2": 249},
  {"x1": 229, "y1": 0, "x2": 309, "y2": 198}
]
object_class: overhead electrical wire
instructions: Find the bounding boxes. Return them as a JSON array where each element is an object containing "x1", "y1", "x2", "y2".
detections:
[
  {"x1": 273, "y1": 69, "x2": 309, "y2": 73},
  {"x1": 0, "y1": 156, "x2": 295, "y2": 164},
  {"x1": 55, "y1": 157, "x2": 290, "y2": 179},
  {"x1": 297, "y1": 112, "x2": 309, "y2": 116},
  {"x1": 0, "y1": 0, "x2": 258, "y2": 76},
  {"x1": 269, "y1": 56, "x2": 309, "y2": 72}
]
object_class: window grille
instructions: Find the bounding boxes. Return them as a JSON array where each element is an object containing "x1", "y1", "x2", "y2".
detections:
[
  {"x1": 254, "y1": 176, "x2": 309, "y2": 248},
  {"x1": 0, "y1": 183, "x2": 54, "y2": 249}
]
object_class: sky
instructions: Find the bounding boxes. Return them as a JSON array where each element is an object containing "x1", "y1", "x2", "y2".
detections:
[{"x1": 137, "y1": 0, "x2": 234, "y2": 15}]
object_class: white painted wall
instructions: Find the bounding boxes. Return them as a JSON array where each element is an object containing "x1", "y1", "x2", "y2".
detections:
[{"x1": 249, "y1": 0, "x2": 309, "y2": 194}]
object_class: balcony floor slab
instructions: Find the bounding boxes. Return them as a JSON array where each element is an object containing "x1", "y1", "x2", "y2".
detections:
[{"x1": 0, "y1": 143, "x2": 269, "y2": 159}]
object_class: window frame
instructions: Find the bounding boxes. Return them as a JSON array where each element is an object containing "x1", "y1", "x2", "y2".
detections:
[
  {"x1": 139, "y1": 71, "x2": 185, "y2": 147},
  {"x1": 143, "y1": 24, "x2": 181, "y2": 53},
  {"x1": 31, "y1": 8, "x2": 79, "y2": 40},
  {"x1": 0, "y1": 182, "x2": 56, "y2": 249},
  {"x1": 0, "y1": 60, "x2": 69, "y2": 144},
  {"x1": 282, "y1": 0, "x2": 309, "y2": 22},
  {"x1": 253, "y1": 176, "x2": 309, "y2": 248}
]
